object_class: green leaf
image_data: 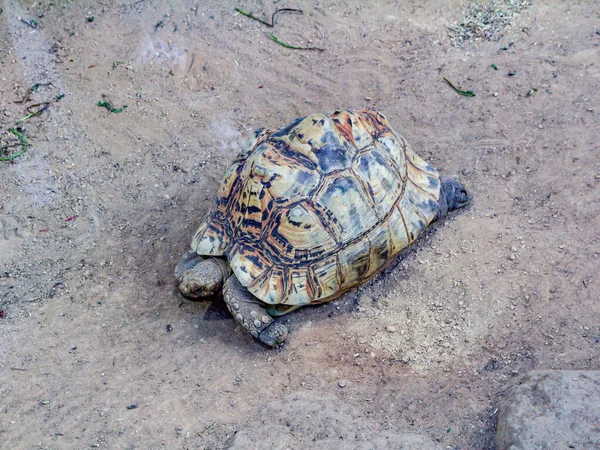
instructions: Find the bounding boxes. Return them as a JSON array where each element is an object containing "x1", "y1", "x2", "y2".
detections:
[
  {"x1": 268, "y1": 33, "x2": 324, "y2": 52},
  {"x1": 443, "y1": 77, "x2": 475, "y2": 97},
  {"x1": 0, "y1": 128, "x2": 28, "y2": 162}
]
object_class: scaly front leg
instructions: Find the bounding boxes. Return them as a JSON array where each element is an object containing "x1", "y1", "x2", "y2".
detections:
[{"x1": 223, "y1": 275, "x2": 289, "y2": 347}]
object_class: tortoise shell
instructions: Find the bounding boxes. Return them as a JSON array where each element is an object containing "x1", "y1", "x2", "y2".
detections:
[{"x1": 191, "y1": 110, "x2": 441, "y2": 309}]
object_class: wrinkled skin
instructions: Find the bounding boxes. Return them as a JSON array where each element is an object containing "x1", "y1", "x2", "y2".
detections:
[
  {"x1": 176, "y1": 253, "x2": 230, "y2": 299},
  {"x1": 436, "y1": 176, "x2": 472, "y2": 220}
]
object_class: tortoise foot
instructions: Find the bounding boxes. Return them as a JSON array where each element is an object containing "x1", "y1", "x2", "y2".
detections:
[{"x1": 259, "y1": 323, "x2": 289, "y2": 347}]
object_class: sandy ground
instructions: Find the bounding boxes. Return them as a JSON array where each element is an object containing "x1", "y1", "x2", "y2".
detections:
[{"x1": 1, "y1": 0, "x2": 599, "y2": 448}]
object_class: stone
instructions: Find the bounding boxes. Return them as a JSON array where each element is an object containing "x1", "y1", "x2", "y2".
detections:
[{"x1": 496, "y1": 370, "x2": 600, "y2": 450}]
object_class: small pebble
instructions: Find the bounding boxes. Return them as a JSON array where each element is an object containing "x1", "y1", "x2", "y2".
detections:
[
  {"x1": 338, "y1": 379, "x2": 347, "y2": 388},
  {"x1": 386, "y1": 325, "x2": 397, "y2": 333}
]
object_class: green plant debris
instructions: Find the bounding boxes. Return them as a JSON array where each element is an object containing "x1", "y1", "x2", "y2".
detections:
[
  {"x1": 269, "y1": 33, "x2": 324, "y2": 52},
  {"x1": 86, "y1": 16, "x2": 94, "y2": 22},
  {"x1": 16, "y1": 102, "x2": 51, "y2": 124},
  {"x1": 526, "y1": 88, "x2": 537, "y2": 96},
  {"x1": 0, "y1": 128, "x2": 28, "y2": 162},
  {"x1": 15, "y1": 82, "x2": 52, "y2": 104},
  {"x1": 97, "y1": 96, "x2": 127, "y2": 114},
  {"x1": 154, "y1": 20, "x2": 164, "y2": 31},
  {"x1": 235, "y1": 7, "x2": 302, "y2": 27},
  {"x1": 491, "y1": 63, "x2": 498, "y2": 70},
  {"x1": 20, "y1": 17, "x2": 37, "y2": 29},
  {"x1": 443, "y1": 77, "x2": 475, "y2": 97},
  {"x1": 236, "y1": 8, "x2": 270, "y2": 26},
  {"x1": 447, "y1": 1, "x2": 530, "y2": 46},
  {"x1": 97, "y1": 101, "x2": 127, "y2": 113},
  {"x1": 56, "y1": 94, "x2": 65, "y2": 101},
  {"x1": 108, "y1": 61, "x2": 124, "y2": 74}
]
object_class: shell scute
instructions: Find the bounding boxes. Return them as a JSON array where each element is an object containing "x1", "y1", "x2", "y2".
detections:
[
  {"x1": 275, "y1": 113, "x2": 357, "y2": 174},
  {"x1": 286, "y1": 269, "x2": 316, "y2": 305},
  {"x1": 311, "y1": 256, "x2": 340, "y2": 301},
  {"x1": 366, "y1": 222, "x2": 392, "y2": 278},
  {"x1": 388, "y1": 205, "x2": 410, "y2": 253},
  {"x1": 405, "y1": 179, "x2": 438, "y2": 222},
  {"x1": 338, "y1": 238, "x2": 371, "y2": 289},
  {"x1": 246, "y1": 145, "x2": 320, "y2": 203},
  {"x1": 315, "y1": 174, "x2": 378, "y2": 242},
  {"x1": 353, "y1": 148, "x2": 403, "y2": 218},
  {"x1": 406, "y1": 158, "x2": 440, "y2": 199},
  {"x1": 230, "y1": 178, "x2": 274, "y2": 239},
  {"x1": 269, "y1": 204, "x2": 336, "y2": 262},
  {"x1": 229, "y1": 243, "x2": 269, "y2": 286},
  {"x1": 399, "y1": 197, "x2": 427, "y2": 244},
  {"x1": 374, "y1": 133, "x2": 407, "y2": 178}
]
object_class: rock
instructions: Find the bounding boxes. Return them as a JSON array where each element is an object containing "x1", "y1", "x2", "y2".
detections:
[
  {"x1": 496, "y1": 370, "x2": 600, "y2": 450},
  {"x1": 230, "y1": 391, "x2": 441, "y2": 450}
]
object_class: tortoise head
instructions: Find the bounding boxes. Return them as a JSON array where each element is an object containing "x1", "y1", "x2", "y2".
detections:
[{"x1": 178, "y1": 257, "x2": 231, "y2": 300}]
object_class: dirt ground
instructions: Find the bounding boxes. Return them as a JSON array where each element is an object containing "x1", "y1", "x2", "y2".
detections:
[{"x1": 1, "y1": 0, "x2": 599, "y2": 448}]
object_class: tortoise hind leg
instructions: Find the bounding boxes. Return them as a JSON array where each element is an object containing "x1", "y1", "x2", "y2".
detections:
[
  {"x1": 436, "y1": 176, "x2": 472, "y2": 220},
  {"x1": 223, "y1": 275, "x2": 289, "y2": 347}
]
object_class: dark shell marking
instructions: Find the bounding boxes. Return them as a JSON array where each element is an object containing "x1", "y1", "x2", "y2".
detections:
[{"x1": 191, "y1": 110, "x2": 441, "y2": 307}]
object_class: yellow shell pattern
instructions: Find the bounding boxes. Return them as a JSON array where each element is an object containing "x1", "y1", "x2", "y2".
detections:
[{"x1": 191, "y1": 110, "x2": 441, "y2": 308}]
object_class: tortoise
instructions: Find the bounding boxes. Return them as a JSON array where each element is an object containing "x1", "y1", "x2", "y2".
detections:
[{"x1": 175, "y1": 109, "x2": 471, "y2": 347}]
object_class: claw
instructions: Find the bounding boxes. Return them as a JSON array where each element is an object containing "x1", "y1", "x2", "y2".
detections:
[{"x1": 259, "y1": 323, "x2": 289, "y2": 347}]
